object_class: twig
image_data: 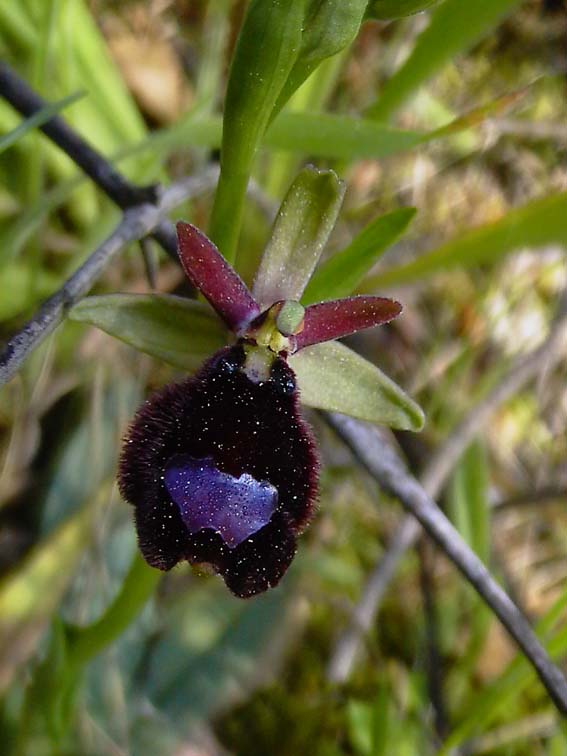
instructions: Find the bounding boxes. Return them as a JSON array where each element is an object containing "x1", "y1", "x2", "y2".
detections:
[
  {"x1": 326, "y1": 291, "x2": 567, "y2": 688},
  {"x1": 0, "y1": 62, "x2": 179, "y2": 260},
  {"x1": 0, "y1": 170, "x2": 218, "y2": 387},
  {"x1": 326, "y1": 412, "x2": 567, "y2": 715}
]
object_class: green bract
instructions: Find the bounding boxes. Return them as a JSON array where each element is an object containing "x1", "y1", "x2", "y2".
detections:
[
  {"x1": 209, "y1": 0, "x2": 370, "y2": 263},
  {"x1": 274, "y1": 0, "x2": 368, "y2": 116}
]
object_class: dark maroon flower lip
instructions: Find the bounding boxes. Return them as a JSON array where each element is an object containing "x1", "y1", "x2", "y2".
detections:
[
  {"x1": 118, "y1": 222, "x2": 403, "y2": 598},
  {"x1": 119, "y1": 345, "x2": 319, "y2": 598}
]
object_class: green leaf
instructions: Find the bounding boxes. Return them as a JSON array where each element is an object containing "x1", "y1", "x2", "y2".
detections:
[
  {"x1": 266, "y1": 111, "x2": 426, "y2": 159},
  {"x1": 151, "y1": 103, "x2": 497, "y2": 162},
  {"x1": 253, "y1": 166, "x2": 345, "y2": 307},
  {"x1": 289, "y1": 340, "x2": 424, "y2": 431},
  {"x1": 142, "y1": 111, "x2": 425, "y2": 161},
  {"x1": 208, "y1": 0, "x2": 307, "y2": 262},
  {"x1": 366, "y1": 0, "x2": 442, "y2": 20},
  {"x1": 68, "y1": 294, "x2": 227, "y2": 371},
  {"x1": 303, "y1": 207, "x2": 416, "y2": 303},
  {"x1": 274, "y1": 0, "x2": 367, "y2": 115},
  {"x1": 366, "y1": 0, "x2": 524, "y2": 121},
  {"x1": 0, "y1": 91, "x2": 84, "y2": 154},
  {"x1": 363, "y1": 191, "x2": 567, "y2": 288}
]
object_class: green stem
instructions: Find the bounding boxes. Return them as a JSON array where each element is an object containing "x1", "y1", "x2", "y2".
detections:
[
  {"x1": 67, "y1": 552, "x2": 161, "y2": 667},
  {"x1": 208, "y1": 169, "x2": 250, "y2": 265}
]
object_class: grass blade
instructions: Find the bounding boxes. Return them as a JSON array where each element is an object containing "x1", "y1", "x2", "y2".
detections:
[
  {"x1": 303, "y1": 207, "x2": 416, "y2": 303},
  {"x1": 366, "y1": 0, "x2": 524, "y2": 122},
  {"x1": 363, "y1": 191, "x2": 567, "y2": 288},
  {"x1": 0, "y1": 91, "x2": 84, "y2": 154}
]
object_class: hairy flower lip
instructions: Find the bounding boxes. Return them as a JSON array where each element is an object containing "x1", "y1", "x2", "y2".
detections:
[{"x1": 119, "y1": 344, "x2": 319, "y2": 598}]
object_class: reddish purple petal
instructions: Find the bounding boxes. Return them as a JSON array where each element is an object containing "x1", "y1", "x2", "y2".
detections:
[
  {"x1": 176, "y1": 222, "x2": 260, "y2": 332},
  {"x1": 294, "y1": 296, "x2": 402, "y2": 351}
]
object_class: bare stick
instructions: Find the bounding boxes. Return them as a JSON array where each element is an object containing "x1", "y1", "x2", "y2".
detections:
[
  {"x1": 327, "y1": 292, "x2": 567, "y2": 685},
  {"x1": 326, "y1": 412, "x2": 567, "y2": 715},
  {"x1": 0, "y1": 170, "x2": 218, "y2": 387}
]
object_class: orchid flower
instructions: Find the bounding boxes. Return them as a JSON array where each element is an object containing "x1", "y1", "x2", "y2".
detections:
[{"x1": 71, "y1": 167, "x2": 423, "y2": 597}]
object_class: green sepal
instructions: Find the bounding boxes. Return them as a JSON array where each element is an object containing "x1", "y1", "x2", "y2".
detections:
[
  {"x1": 289, "y1": 340, "x2": 424, "y2": 431},
  {"x1": 303, "y1": 207, "x2": 416, "y2": 303},
  {"x1": 253, "y1": 166, "x2": 345, "y2": 307},
  {"x1": 68, "y1": 294, "x2": 227, "y2": 371}
]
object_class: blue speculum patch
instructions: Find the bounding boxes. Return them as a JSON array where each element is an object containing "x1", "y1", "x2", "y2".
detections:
[{"x1": 164, "y1": 454, "x2": 279, "y2": 548}]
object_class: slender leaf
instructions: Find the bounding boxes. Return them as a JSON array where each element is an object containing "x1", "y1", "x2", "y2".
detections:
[
  {"x1": 253, "y1": 167, "x2": 345, "y2": 307},
  {"x1": 68, "y1": 294, "x2": 227, "y2": 371},
  {"x1": 146, "y1": 111, "x2": 424, "y2": 161},
  {"x1": 266, "y1": 111, "x2": 426, "y2": 159},
  {"x1": 363, "y1": 191, "x2": 567, "y2": 288},
  {"x1": 303, "y1": 207, "x2": 416, "y2": 303},
  {"x1": 366, "y1": 0, "x2": 524, "y2": 121},
  {"x1": 289, "y1": 340, "x2": 424, "y2": 430},
  {"x1": 0, "y1": 91, "x2": 84, "y2": 154}
]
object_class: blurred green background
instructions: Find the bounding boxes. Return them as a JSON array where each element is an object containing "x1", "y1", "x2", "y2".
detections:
[{"x1": 1, "y1": 1, "x2": 567, "y2": 754}]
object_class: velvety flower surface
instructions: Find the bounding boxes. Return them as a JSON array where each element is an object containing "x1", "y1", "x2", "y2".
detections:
[
  {"x1": 119, "y1": 345, "x2": 318, "y2": 597},
  {"x1": 118, "y1": 220, "x2": 404, "y2": 597}
]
